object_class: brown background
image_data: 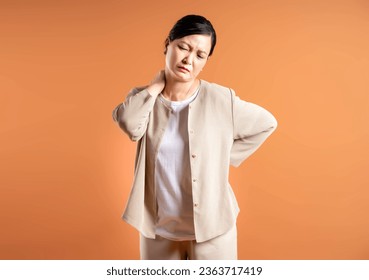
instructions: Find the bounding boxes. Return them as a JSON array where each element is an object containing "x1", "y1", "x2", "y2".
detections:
[{"x1": 1, "y1": 0, "x2": 369, "y2": 259}]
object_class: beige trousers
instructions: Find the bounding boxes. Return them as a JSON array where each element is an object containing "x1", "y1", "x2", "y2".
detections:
[{"x1": 140, "y1": 224, "x2": 237, "y2": 260}]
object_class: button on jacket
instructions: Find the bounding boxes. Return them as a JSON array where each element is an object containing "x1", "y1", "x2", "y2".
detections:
[{"x1": 112, "y1": 80, "x2": 277, "y2": 242}]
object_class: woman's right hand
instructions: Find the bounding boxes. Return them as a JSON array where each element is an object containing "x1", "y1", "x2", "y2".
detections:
[{"x1": 147, "y1": 70, "x2": 166, "y2": 96}]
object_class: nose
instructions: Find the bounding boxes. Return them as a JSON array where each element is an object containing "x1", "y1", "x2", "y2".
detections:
[{"x1": 183, "y1": 52, "x2": 194, "y2": 65}]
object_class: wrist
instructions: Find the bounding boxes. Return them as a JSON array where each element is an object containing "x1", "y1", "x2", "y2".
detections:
[{"x1": 147, "y1": 84, "x2": 162, "y2": 96}]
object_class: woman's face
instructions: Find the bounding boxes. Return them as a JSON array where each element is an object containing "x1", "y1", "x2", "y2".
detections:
[{"x1": 165, "y1": 34, "x2": 212, "y2": 83}]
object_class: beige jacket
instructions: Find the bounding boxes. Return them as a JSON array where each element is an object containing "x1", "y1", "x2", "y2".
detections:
[{"x1": 112, "y1": 80, "x2": 277, "y2": 242}]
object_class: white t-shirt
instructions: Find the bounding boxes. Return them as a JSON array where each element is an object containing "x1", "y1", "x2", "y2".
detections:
[{"x1": 154, "y1": 88, "x2": 200, "y2": 241}]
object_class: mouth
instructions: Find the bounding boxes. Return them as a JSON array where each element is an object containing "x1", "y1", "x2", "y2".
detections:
[{"x1": 177, "y1": 66, "x2": 190, "y2": 73}]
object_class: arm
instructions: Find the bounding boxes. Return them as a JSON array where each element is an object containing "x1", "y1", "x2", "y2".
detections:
[
  {"x1": 230, "y1": 89, "x2": 278, "y2": 167},
  {"x1": 112, "y1": 70, "x2": 165, "y2": 141}
]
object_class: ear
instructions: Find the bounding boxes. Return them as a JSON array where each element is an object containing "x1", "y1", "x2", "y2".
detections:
[{"x1": 164, "y1": 37, "x2": 170, "y2": 55}]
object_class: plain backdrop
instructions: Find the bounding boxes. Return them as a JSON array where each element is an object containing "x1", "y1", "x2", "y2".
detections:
[{"x1": 1, "y1": 0, "x2": 369, "y2": 259}]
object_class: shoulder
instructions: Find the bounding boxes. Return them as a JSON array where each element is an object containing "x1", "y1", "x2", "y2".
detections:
[
  {"x1": 200, "y1": 80, "x2": 235, "y2": 99},
  {"x1": 201, "y1": 79, "x2": 232, "y2": 93},
  {"x1": 129, "y1": 85, "x2": 148, "y2": 95}
]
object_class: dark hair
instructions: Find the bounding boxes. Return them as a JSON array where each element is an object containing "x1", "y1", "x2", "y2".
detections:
[{"x1": 164, "y1": 14, "x2": 217, "y2": 57}]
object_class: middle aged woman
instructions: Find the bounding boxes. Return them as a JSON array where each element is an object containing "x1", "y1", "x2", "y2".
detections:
[{"x1": 112, "y1": 14, "x2": 278, "y2": 260}]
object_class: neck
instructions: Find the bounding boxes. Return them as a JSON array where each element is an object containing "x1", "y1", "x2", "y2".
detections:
[{"x1": 163, "y1": 78, "x2": 199, "y2": 101}]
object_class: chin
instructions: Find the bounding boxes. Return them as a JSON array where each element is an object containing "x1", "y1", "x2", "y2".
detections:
[{"x1": 167, "y1": 68, "x2": 195, "y2": 82}]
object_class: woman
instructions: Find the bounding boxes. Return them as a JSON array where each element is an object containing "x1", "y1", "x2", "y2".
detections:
[{"x1": 112, "y1": 15, "x2": 277, "y2": 260}]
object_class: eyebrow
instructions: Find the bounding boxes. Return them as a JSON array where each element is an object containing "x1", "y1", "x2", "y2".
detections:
[{"x1": 179, "y1": 41, "x2": 209, "y2": 55}]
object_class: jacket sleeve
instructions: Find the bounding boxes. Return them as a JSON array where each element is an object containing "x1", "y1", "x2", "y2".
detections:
[
  {"x1": 112, "y1": 86, "x2": 157, "y2": 141},
  {"x1": 230, "y1": 89, "x2": 278, "y2": 167}
]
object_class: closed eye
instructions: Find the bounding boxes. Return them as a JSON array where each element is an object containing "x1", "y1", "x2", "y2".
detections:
[{"x1": 178, "y1": 45, "x2": 189, "y2": 51}]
